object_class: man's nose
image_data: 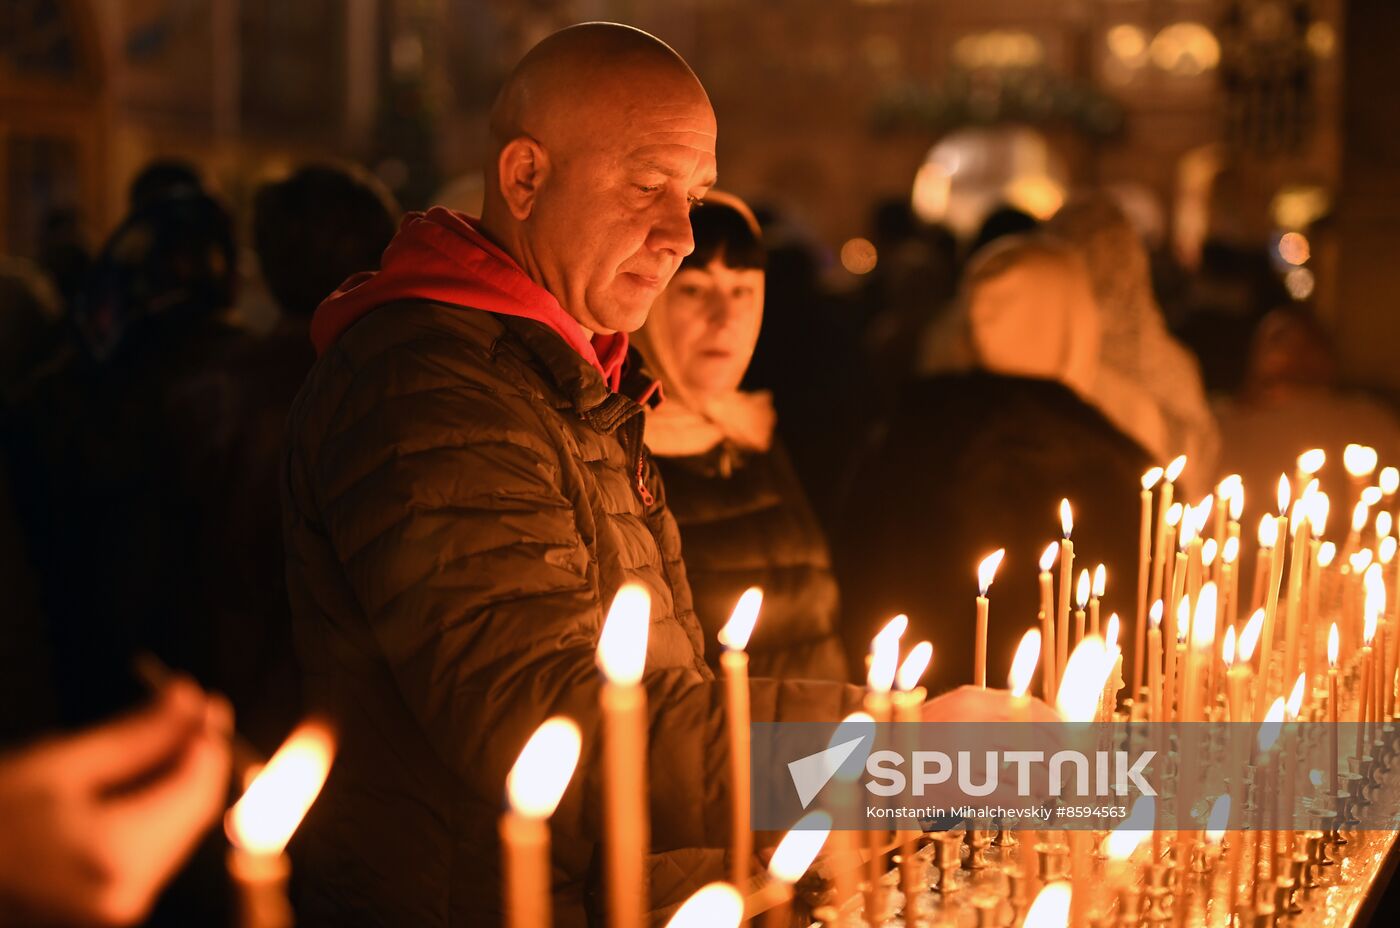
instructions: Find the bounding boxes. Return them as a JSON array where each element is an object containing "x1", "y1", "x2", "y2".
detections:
[{"x1": 648, "y1": 197, "x2": 695, "y2": 257}]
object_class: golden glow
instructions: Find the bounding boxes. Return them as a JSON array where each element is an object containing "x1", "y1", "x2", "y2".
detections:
[
  {"x1": 978, "y1": 549, "x2": 1007, "y2": 596},
  {"x1": 1381, "y1": 466, "x2": 1399, "y2": 496},
  {"x1": 1344, "y1": 444, "x2": 1379, "y2": 478},
  {"x1": 1380, "y1": 536, "x2": 1397, "y2": 565},
  {"x1": 1285, "y1": 267, "x2": 1316, "y2": 301},
  {"x1": 1297, "y1": 450, "x2": 1325, "y2": 477},
  {"x1": 1009, "y1": 629, "x2": 1041, "y2": 698},
  {"x1": 1166, "y1": 455, "x2": 1188, "y2": 483},
  {"x1": 1039, "y1": 541, "x2": 1060, "y2": 573},
  {"x1": 1060, "y1": 498, "x2": 1074, "y2": 538},
  {"x1": 717, "y1": 587, "x2": 763, "y2": 651},
  {"x1": 1176, "y1": 596, "x2": 1191, "y2": 644},
  {"x1": 953, "y1": 29, "x2": 1045, "y2": 69},
  {"x1": 226, "y1": 722, "x2": 336, "y2": 856},
  {"x1": 868, "y1": 615, "x2": 908, "y2": 692},
  {"x1": 1206, "y1": 794, "x2": 1231, "y2": 844},
  {"x1": 1378, "y1": 511, "x2": 1394, "y2": 539},
  {"x1": 1363, "y1": 486, "x2": 1383, "y2": 507},
  {"x1": 1105, "y1": 613, "x2": 1121, "y2": 650},
  {"x1": 1056, "y1": 635, "x2": 1112, "y2": 723},
  {"x1": 768, "y1": 811, "x2": 832, "y2": 883},
  {"x1": 1192, "y1": 583, "x2": 1217, "y2": 651},
  {"x1": 1166, "y1": 503, "x2": 1183, "y2": 528},
  {"x1": 662, "y1": 883, "x2": 743, "y2": 928},
  {"x1": 1240, "y1": 609, "x2": 1264, "y2": 663},
  {"x1": 1076, "y1": 569, "x2": 1091, "y2": 609},
  {"x1": 1364, "y1": 564, "x2": 1385, "y2": 644},
  {"x1": 1258, "y1": 514, "x2": 1278, "y2": 548},
  {"x1": 1178, "y1": 514, "x2": 1198, "y2": 549},
  {"x1": 1258, "y1": 698, "x2": 1287, "y2": 753},
  {"x1": 1106, "y1": 24, "x2": 1149, "y2": 68},
  {"x1": 1353, "y1": 501, "x2": 1371, "y2": 534},
  {"x1": 1024, "y1": 881, "x2": 1072, "y2": 928},
  {"x1": 1318, "y1": 541, "x2": 1336, "y2": 567},
  {"x1": 1287, "y1": 673, "x2": 1307, "y2": 720},
  {"x1": 1310, "y1": 492, "x2": 1330, "y2": 537},
  {"x1": 1193, "y1": 495, "x2": 1215, "y2": 536},
  {"x1": 896, "y1": 641, "x2": 934, "y2": 692},
  {"x1": 1228, "y1": 485, "x2": 1244, "y2": 522},
  {"x1": 598, "y1": 584, "x2": 651, "y2": 685},
  {"x1": 1004, "y1": 175, "x2": 1066, "y2": 221},
  {"x1": 1223, "y1": 536, "x2": 1240, "y2": 564},
  {"x1": 839, "y1": 238, "x2": 878, "y2": 275},
  {"x1": 1278, "y1": 232, "x2": 1311, "y2": 266},
  {"x1": 1201, "y1": 538, "x2": 1218, "y2": 568},
  {"x1": 1328, "y1": 623, "x2": 1339, "y2": 667},
  {"x1": 1142, "y1": 466, "x2": 1164, "y2": 491},
  {"x1": 1150, "y1": 22, "x2": 1221, "y2": 76},
  {"x1": 1092, "y1": 564, "x2": 1106, "y2": 598},
  {"x1": 1149, "y1": 599, "x2": 1163, "y2": 629},
  {"x1": 1222, "y1": 625, "x2": 1236, "y2": 667},
  {"x1": 506, "y1": 717, "x2": 581, "y2": 818},
  {"x1": 1350, "y1": 549, "x2": 1374, "y2": 574}
]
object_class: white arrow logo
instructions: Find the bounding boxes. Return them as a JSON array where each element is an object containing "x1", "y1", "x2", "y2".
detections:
[{"x1": 787, "y1": 736, "x2": 867, "y2": 809}]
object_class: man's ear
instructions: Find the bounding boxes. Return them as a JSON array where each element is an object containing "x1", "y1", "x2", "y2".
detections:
[{"x1": 496, "y1": 137, "x2": 549, "y2": 221}]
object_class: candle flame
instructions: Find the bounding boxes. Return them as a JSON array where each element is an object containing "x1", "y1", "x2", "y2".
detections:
[
  {"x1": 1075, "y1": 569, "x2": 1091, "y2": 609},
  {"x1": 1177, "y1": 596, "x2": 1191, "y2": 644},
  {"x1": 977, "y1": 548, "x2": 1006, "y2": 596},
  {"x1": 1353, "y1": 500, "x2": 1371, "y2": 534},
  {"x1": 1092, "y1": 564, "x2": 1106, "y2": 598},
  {"x1": 226, "y1": 721, "x2": 336, "y2": 856},
  {"x1": 1201, "y1": 538, "x2": 1218, "y2": 568},
  {"x1": 1328, "y1": 623, "x2": 1340, "y2": 667},
  {"x1": 1311, "y1": 491, "x2": 1330, "y2": 537},
  {"x1": 1009, "y1": 629, "x2": 1041, "y2": 697},
  {"x1": 1192, "y1": 583, "x2": 1217, "y2": 651},
  {"x1": 1380, "y1": 536, "x2": 1397, "y2": 565},
  {"x1": 1258, "y1": 514, "x2": 1278, "y2": 548},
  {"x1": 828, "y1": 712, "x2": 876, "y2": 785},
  {"x1": 867, "y1": 615, "x2": 907, "y2": 692},
  {"x1": 1217, "y1": 473, "x2": 1241, "y2": 499},
  {"x1": 896, "y1": 641, "x2": 933, "y2": 692},
  {"x1": 1377, "y1": 511, "x2": 1393, "y2": 540},
  {"x1": 1344, "y1": 443, "x2": 1379, "y2": 478},
  {"x1": 1039, "y1": 541, "x2": 1060, "y2": 572},
  {"x1": 1060, "y1": 499, "x2": 1074, "y2": 538},
  {"x1": 1364, "y1": 563, "x2": 1384, "y2": 644},
  {"x1": 1024, "y1": 882, "x2": 1072, "y2": 928},
  {"x1": 1228, "y1": 483, "x2": 1245, "y2": 522},
  {"x1": 1105, "y1": 613, "x2": 1120, "y2": 650},
  {"x1": 1258, "y1": 697, "x2": 1286, "y2": 752},
  {"x1": 598, "y1": 584, "x2": 651, "y2": 685},
  {"x1": 1311, "y1": 769, "x2": 1324, "y2": 788},
  {"x1": 1142, "y1": 466, "x2": 1164, "y2": 490},
  {"x1": 1149, "y1": 599, "x2": 1163, "y2": 629},
  {"x1": 1287, "y1": 673, "x2": 1307, "y2": 719},
  {"x1": 1278, "y1": 474, "x2": 1293, "y2": 515},
  {"x1": 1206, "y1": 794, "x2": 1231, "y2": 844},
  {"x1": 1178, "y1": 516, "x2": 1197, "y2": 549},
  {"x1": 1166, "y1": 502, "x2": 1183, "y2": 528},
  {"x1": 1349, "y1": 549, "x2": 1374, "y2": 573},
  {"x1": 1166, "y1": 455, "x2": 1188, "y2": 483},
  {"x1": 506, "y1": 717, "x2": 582, "y2": 818},
  {"x1": 1055, "y1": 635, "x2": 1112, "y2": 723},
  {"x1": 1382, "y1": 466, "x2": 1400, "y2": 496},
  {"x1": 768, "y1": 811, "x2": 831, "y2": 883},
  {"x1": 717, "y1": 587, "x2": 763, "y2": 651},
  {"x1": 1318, "y1": 541, "x2": 1336, "y2": 567},
  {"x1": 1363, "y1": 486, "x2": 1383, "y2": 507},
  {"x1": 1104, "y1": 795, "x2": 1154, "y2": 860},
  {"x1": 1223, "y1": 536, "x2": 1240, "y2": 564},
  {"x1": 1240, "y1": 609, "x2": 1264, "y2": 663},
  {"x1": 1297, "y1": 449, "x2": 1325, "y2": 477},
  {"x1": 1193, "y1": 495, "x2": 1215, "y2": 535},
  {"x1": 1222, "y1": 625, "x2": 1236, "y2": 666},
  {"x1": 662, "y1": 883, "x2": 743, "y2": 928}
]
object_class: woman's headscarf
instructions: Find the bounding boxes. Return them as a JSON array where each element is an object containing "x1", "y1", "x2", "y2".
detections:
[{"x1": 631, "y1": 191, "x2": 776, "y2": 459}]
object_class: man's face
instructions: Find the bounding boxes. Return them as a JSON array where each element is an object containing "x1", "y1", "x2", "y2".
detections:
[{"x1": 529, "y1": 95, "x2": 717, "y2": 335}]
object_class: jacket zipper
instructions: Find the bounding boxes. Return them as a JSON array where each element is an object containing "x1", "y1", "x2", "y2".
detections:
[{"x1": 636, "y1": 453, "x2": 655, "y2": 507}]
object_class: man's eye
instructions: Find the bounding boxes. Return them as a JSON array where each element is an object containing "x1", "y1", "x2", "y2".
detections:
[
  {"x1": 677, "y1": 284, "x2": 705, "y2": 298},
  {"x1": 637, "y1": 184, "x2": 662, "y2": 194}
]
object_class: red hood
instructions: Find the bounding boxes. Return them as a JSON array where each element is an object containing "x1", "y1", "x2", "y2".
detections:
[{"x1": 310, "y1": 207, "x2": 627, "y2": 391}]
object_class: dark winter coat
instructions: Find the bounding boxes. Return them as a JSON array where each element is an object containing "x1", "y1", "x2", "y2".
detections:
[
  {"x1": 282, "y1": 300, "x2": 863, "y2": 927},
  {"x1": 654, "y1": 441, "x2": 848, "y2": 682}
]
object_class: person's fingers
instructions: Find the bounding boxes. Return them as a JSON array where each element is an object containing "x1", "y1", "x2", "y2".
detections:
[{"x1": 55, "y1": 680, "x2": 207, "y2": 791}]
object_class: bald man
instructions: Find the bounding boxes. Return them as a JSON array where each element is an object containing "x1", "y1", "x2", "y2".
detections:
[{"x1": 285, "y1": 23, "x2": 1050, "y2": 926}]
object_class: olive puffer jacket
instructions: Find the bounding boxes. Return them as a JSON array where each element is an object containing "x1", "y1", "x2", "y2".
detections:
[
  {"x1": 282, "y1": 300, "x2": 862, "y2": 926},
  {"x1": 653, "y1": 442, "x2": 849, "y2": 682}
]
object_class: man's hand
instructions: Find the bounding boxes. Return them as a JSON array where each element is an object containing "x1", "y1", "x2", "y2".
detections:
[{"x1": 0, "y1": 679, "x2": 232, "y2": 926}]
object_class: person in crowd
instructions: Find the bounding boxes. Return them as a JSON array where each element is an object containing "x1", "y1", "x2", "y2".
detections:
[
  {"x1": 631, "y1": 192, "x2": 847, "y2": 681},
  {"x1": 1050, "y1": 195, "x2": 1221, "y2": 495},
  {"x1": 838, "y1": 235, "x2": 1150, "y2": 693},
  {"x1": 0, "y1": 678, "x2": 230, "y2": 926},
  {"x1": 1215, "y1": 304, "x2": 1400, "y2": 510},
  {"x1": 283, "y1": 23, "x2": 1057, "y2": 926}
]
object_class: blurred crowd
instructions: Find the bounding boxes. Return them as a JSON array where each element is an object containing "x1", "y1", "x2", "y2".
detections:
[{"x1": 2, "y1": 140, "x2": 1400, "y2": 922}]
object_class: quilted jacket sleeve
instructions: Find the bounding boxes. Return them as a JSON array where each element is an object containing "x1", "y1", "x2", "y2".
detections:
[{"x1": 308, "y1": 352, "x2": 863, "y2": 852}]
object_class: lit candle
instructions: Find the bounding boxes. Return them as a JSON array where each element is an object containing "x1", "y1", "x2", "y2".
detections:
[
  {"x1": 597, "y1": 584, "x2": 652, "y2": 928},
  {"x1": 1147, "y1": 601, "x2": 1164, "y2": 723},
  {"x1": 750, "y1": 811, "x2": 831, "y2": 926},
  {"x1": 1251, "y1": 514, "x2": 1276, "y2": 614},
  {"x1": 1204, "y1": 794, "x2": 1230, "y2": 878},
  {"x1": 1306, "y1": 540, "x2": 1332, "y2": 688},
  {"x1": 1277, "y1": 672, "x2": 1306, "y2": 870},
  {"x1": 1162, "y1": 503, "x2": 1184, "y2": 617},
  {"x1": 1039, "y1": 541, "x2": 1060, "y2": 702},
  {"x1": 1074, "y1": 568, "x2": 1090, "y2": 649},
  {"x1": 1090, "y1": 564, "x2": 1106, "y2": 638},
  {"x1": 502, "y1": 718, "x2": 582, "y2": 928},
  {"x1": 1103, "y1": 613, "x2": 1124, "y2": 721},
  {"x1": 1183, "y1": 583, "x2": 1217, "y2": 723},
  {"x1": 1344, "y1": 443, "x2": 1379, "y2": 512},
  {"x1": 1150, "y1": 456, "x2": 1187, "y2": 618},
  {"x1": 1135, "y1": 467, "x2": 1165, "y2": 702},
  {"x1": 718, "y1": 587, "x2": 763, "y2": 892},
  {"x1": 664, "y1": 883, "x2": 743, "y2": 928},
  {"x1": 1359, "y1": 565, "x2": 1385, "y2": 765},
  {"x1": 1239, "y1": 608, "x2": 1264, "y2": 722},
  {"x1": 1328, "y1": 624, "x2": 1340, "y2": 814},
  {"x1": 863, "y1": 615, "x2": 905, "y2": 922},
  {"x1": 1058, "y1": 499, "x2": 1075, "y2": 679},
  {"x1": 1381, "y1": 466, "x2": 1400, "y2": 505},
  {"x1": 1056, "y1": 636, "x2": 1114, "y2": 928},
  {"x1": 225, "y1": 722, "x2": 336, "y2": 928},
  {"x1": 1103, "y1": 797, "x2": 1150, "y2": 911},
  {"x1": 1293, "y1": 448, "x2": 1325, "y2": 504},
  {"x1": 975, "y1": 548, "x2": 1006, "y2": 688},
  {"x1": 1024, "y1": 882, "x2": 1072, "y2": 928},
  {"x1": 1283, "y1": 491, "x2": 1316, "y2": 686},
  {"x1": 1251, "y1": 698, "x2": 1286, "y2": 894},
  {"x1": 823, "y1": 712, "x2": 873, "y2": 915},
  {"x1": 894, "y1": 642, "x2": 932, "y2": 918},
  {"x1": 1262, "y1": 476, "x2": 1292, "y2": 689},
  {"x1": 1345, "y1": 498, "x2": 1371, "y2": 562},
  {"x1": 1169, "y1": 596, "x2": 1189, "y2": 722}
]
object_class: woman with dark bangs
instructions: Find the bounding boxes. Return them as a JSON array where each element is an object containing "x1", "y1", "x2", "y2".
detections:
[{"x1": 631, "y1": 192, "x2": 849, "y2": 682}]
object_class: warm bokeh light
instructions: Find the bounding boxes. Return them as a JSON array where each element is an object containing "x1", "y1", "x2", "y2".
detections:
[
  {"x1": 1287, "y1": 673, "x2": 1307, "y2": 719},
  {"x1": 598, "y1": 584, "x2": 651, "y2": 685},
  {"x1": 1206, "y1": 794, "x2": 1231, "y2": 844},
  {"x1": 1149, "y1": 21, "x2": 1221, "y2": 76},
  {"x1": 1142, "y1": 466, "x2": 1164, "y2": 490},
  {"x1": 1318, "y1": 541, "x2": 1336, "y2": 567},
  {"x1": 1104, "y1": 796, "x2": 1153, "y2": 860},
  {"x1": 1258, "y1": 513, "x2": 1278, "y2": 548},
  {"x1": 1228, "y1": 485, "x2": 1244, "y2": 522},
  {"x1": 1223, "y1": 536, "x2": 1240, "y2": 564},
  {"x1": 1353, "y1": 501, "x2": 1371, "y2": 534},
  {"x1": 1166, "y1": 502, "x2": 1183, "y2": 528},
  {"x1": 1149, "y1": 599, "x2": 1163, "y2": 629},
  {"x1": 1092, "y1": 564, "x2": 1106, "y2": 598},
  {"x1": 1380, "y1": 536, "x2": 1397, "y2": 565},
  {"x1": 1344, "y1": 444, "x2": 1379, "y2": 478},
  {"x1": 1075, "y1": 569, "x2": 1091, "y2": 609},
  {"x1": 1362, "y1": 486, "x2": 1383, "y2": 507},
  {"x1": 1329, "y1": 624, "x2": 1340, "y2": 667},
  {"x1": 1278, "y1": 232, "x2": 1311, "y2": 266},
  {"x1": 506, "y1": 717, "x2": 582, "y2": 818},
  {"x1": 1297, "y1": 451, "x2": 1325, "y2": 477},
  {"x1": 896, "y1": 641, "x2": 933, "y2": 692},
  {"x1": 1258, "y1": 698, "x2": 1287, "y2": 753},
  {"x1": 768, "y1": 811, "x2": 832, "y2": 883},
  {"x1": 718, "y1": 587, "x2": 764, "y2": 651},
  {"x1": 1201, "y1": 538, "x2": 1218, "y2": 568},
  {"x1": 868, "y1": 615, "x2": 907, "y2": 692},
  {"x1": 1350, "y1": 549, "x2": 1374, "y2": 574},
  {"x1": 662, "y1": 883, "x2": 743, "y2": 928},
  {"x1": 1364, "y1": 563, "x2": 1385, "y2": 644},
  {"x1": 1192, "y1": 583, "x2": 1217, "y2": 651},
  {"x1": 1166, "y1": 454, "x2": 1188, "y2": 483},
  {"x1": 1381, "y1": 466, "x2": 1399, "y2": 496},
  {"x1": 1310, "y1": 491, "x2": 1330, "y2": 537},
  {"x1": 1039, "y1": 541, "x2": 1060, "y2": 572},
  {"x1": 1056, "y1": 635, "x2": 1111, "y2": 723},
  {"x1": 1024, "y1": 882, "x2": 1072, "y2": 928},
  {"x1": 839, "y1": 237, "x2": 878, "y2": 275},
  {"x1": 1105, "y1": 613, "x2": 1120, "y2": 650},
  {"x1": 1060, "y1": 498, "x2": 1074, "y2": 537},
  {"x1": 1377, "y1": 511, "x2": 1393, "y2": 539},
  {"x1": 1009, "y1": 629, "x2": 1041, "y2": 697},
  {"x1": 1240, "y1": 609, "x2": 1264, "y2": 663},
  {"x1": 1222, "y1": 625, "x2": 1236, "y2": 667},
  {"x1": 978, "y1": 548, "x2": 1006, "y2": 596},
  {"x1": 1176, "y1": 596, "x2": 1191, "y2": 644},
  {"x1": 226, "y1": 721, "x2": 336, "y2": 856}
]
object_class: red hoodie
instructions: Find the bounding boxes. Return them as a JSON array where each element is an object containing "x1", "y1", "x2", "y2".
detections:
[{"x1": 310, "y1": 207, "x2": 628, "y2": 391}]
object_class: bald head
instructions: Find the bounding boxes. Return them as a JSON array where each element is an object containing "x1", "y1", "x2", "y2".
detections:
[{"x1": 480, "y1": 23, "x2": 718, "y2": 337}]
